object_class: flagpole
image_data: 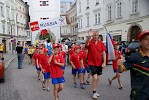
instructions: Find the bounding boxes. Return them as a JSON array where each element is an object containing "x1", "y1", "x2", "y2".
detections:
[{"x1": 103, "y1": 25, "x2": 108, "y2": 33}]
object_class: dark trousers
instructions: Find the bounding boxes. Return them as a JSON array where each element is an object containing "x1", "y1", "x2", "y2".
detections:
[{"x1": 17, "y1": 53, "x2": 23, "y2": 69}]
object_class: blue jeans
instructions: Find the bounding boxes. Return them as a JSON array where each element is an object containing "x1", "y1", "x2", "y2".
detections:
[{"x1": 17, "y1": 53, "x2": 23, "y2": 69}]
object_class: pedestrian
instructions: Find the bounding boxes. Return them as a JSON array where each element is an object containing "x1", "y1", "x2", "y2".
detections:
[
  {"x1": 61, "y1": 41, "x2": 68, "y2": 65},
  {"x1": 118, "y1": 31, "x2": 149, "y2": 100},
  {"x1": 82, "y1": 47, "x2": 91, "y2": 85},
  {"x1": 70, "y1": 46, "x2": 85, "y2": 89},
  {"x1": 0, "y1": 43, "x2": 4, "y2": 60},
  {"x1": 23, "y1": 44, "x2": 28, "y2": 58},
  {"x1": 32, "y1": 47, "x2": 41, "y2": 81},
  {"x1": 28, "y1": 44, "x2": 33, "y2": 64},
  {"x1": 48, "y1": 43, "x2": 65, "y2": 100},
  {"x1": 85, "y1": 30, "x2": 106, "y2": 99},
  {"x1": 59, "y1": 44, "x2": 66, "y2": 73},
  {"x1": 38, "y1": 47, "x2": 46, "y2": 88},
  {"x1": 40, "y1": 48, "x2": 51, "y2": 91},
  {"x1": 16, "y1": 42, "x2": 23, "y2": 69},
  {"x1": 68, "y1": 43, "x2": 75, "y2": 63},
  {"x1": 108, "y1": 42, "x2": 123, "y2": 90}
]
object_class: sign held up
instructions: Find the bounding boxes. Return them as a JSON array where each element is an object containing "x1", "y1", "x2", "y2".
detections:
[{"x1": 29, "y1": 16, "x2": 67, "y2": 32}]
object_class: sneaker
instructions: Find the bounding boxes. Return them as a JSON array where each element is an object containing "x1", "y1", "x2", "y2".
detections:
[
  {"x1": 86, "y1": 81, "x2": 91, "y2": 85},
  {"x1": 92, "y1": 93, "x2": 97, "y2": 99},
  {"x1": 80, "y1": 84, "x2": 85, "y2": 89},
  {"x1": 74, "y1": 83, "x2": 77, "y2": 88},
  {"x1": 96, "y1": 93, "x2": 100, "y2": 97}
]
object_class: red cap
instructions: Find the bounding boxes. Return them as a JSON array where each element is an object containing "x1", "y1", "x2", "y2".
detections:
[
  {"x1": 114, "y1": 42, "x2": 120, "y2": 45},
  {"x1": 43, "y1": 48, "x2": 48, "y2": 52},
  {"x1": 53, "y1": 43, "x2": 60, "y2": 48},
  {"x1": 74, "y1": 46, "x2": 81, "y2": 51},
  {"x1": 138, "y1": 30, "x2": 149, "y2": 41}
]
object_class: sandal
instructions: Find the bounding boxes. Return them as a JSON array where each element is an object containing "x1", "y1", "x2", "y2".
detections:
[
  {"x1": 119, "y1": 87, "x2": 123, "y2": 90},
  {"x1": 108, "y1": 78, "x2": 112, "y2": 86}
]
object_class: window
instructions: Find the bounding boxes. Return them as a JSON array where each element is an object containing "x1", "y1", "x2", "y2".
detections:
[
  {"x1": 80, "y1": 19, "x2": 82, "y2": 28},
  {"x1": 11, "y1": 10, "x2": 15, "y2": 20},
  {"x1": 96, "y1": 0, "x2": 99, "y2": 5},
  {"x1": 86, "y1": 0, "x2": 89, "y2": 9},
  {"x1": 79, "y1": 2, "x2": 81, "y2": 12},
  {"x1": 108, "y1": 5, "x2": 112, "y2": 20},
  {"x1": 6, "y1": 7, "x2": 10, "y2": 19},
  {"x1": 117, "y1": 2, "x2": 122, "y2": 18},
  {"x1": 2, "y1": 22, "x2": 5, "y2": 34},
  {"x1": 0, "y1": 4, "x2": 4, "y2": 17},
  {"x1": 7, "y1": 24, "x2": 10, "y2": 34},
  {"x1": 132, "y1": 0, "x2": 138, "y2": 13},
  {"x1": 40, "y1": 1, "x2": 49, "y2": 6},
  {"x1": 95, "y1": 13, "x2": 100, "y2": 24},
  {"x1": 87, "y1": 16, "x2": 89, "y2": 26}
]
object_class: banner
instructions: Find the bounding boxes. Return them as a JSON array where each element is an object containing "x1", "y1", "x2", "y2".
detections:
[{"x1": 29, "y1": 16, "x2": 67, "y2": 32}]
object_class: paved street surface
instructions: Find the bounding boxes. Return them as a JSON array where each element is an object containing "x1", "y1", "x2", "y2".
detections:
[{"x1": 0, "y1": 58, "x2": 131, "y2": 100}]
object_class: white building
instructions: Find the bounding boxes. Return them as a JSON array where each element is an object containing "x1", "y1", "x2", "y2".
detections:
[
  {"x1": 76, "y1": 0, "x2": 105, "y2": 41},
  {"x1": 0, "y1": 0, "x2": 17, "y2": 53},
  {"x1": 16, "y1": 0, "x2": 30, "y2": 45},
  {"x1": 103, "y1": 0, "x2": 149, "y2": 42},
  {"x1": 29, "y1": 0, "x2": 61, "y2": 44},
  {"x1": 76, "y1": 0, "x2": 149, "y2": 42}
]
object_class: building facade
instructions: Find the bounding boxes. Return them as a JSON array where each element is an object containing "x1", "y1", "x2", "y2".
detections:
[
  {"x1": 29, "y1": 0, "x2": 60, "y2": 44},
  {"x1": 103, "y1": 0, "x2": 149, "y2": 42},
  {"x1": 16, "y1": 0, "x2": 30, "y2": 45},
  {"x1": 76, "y1": 0, "x2": 149, "y2": 42},
  {"x1": 60, "y1": 1, "x2": 74, "y2": 14},
  {"x1": 76, "y1": 0, "x2": 105, "y2": 41},
  {"x1": 61, "y1": 2, "x2": 77, "y2": 41},
  {"x1": 0, "y1": 0, "x2": 17, "y2": 53}
]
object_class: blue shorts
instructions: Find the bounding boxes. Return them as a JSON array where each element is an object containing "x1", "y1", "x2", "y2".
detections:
[
  {"x1": 82, "y1": 67, "x2": 90, "y2": 73},
  {"x1": 36, "y1": 66, "x2": 41, "y2": 71},
  {"x1": 114, "y1": 69, "x2": 118, "y2": 73},
  {"x1": 72, "y1": 68, "x2": 83, "y2": 75},
  {"x1": 43, "y1": 72, "x2": 50, "y2": 79},
  {"x1": 52, "y1": 77, "x2": 65, "y2": 84},
  {"x1": 62, "y1": 66, "x2": 65, "y2": 70}
]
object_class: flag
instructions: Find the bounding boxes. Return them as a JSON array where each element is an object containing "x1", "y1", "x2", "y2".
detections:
[{"x1": 106, "y1": 33, "x2": 115, "y2": 61}]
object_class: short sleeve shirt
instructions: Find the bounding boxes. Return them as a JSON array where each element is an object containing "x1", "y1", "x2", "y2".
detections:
[
  {"x1": 71, "y1": 53, "x2": 82, "y2": 69},
  {"x1": 82, "y1": 53, "x2": 89, "y2": 67},
  {"x1": 112, "y1": 50, "x2": 122, "y2": 70},
  {"x1": 87, "y1": 40, "x2": 106, "y2": 66},
  {"x1": 50, "y1": 55, "x2": 64, "y2": 78}
]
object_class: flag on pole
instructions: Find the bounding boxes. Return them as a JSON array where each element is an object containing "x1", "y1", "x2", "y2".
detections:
[{"x1": 106, "y1": 33, "x2": 115, "y2": 61}]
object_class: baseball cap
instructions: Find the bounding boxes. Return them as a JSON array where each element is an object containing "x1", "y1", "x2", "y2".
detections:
[
  {"x1": 138, "y1": 30, "x2": 149, "y2": 41},
  {"x1": 74, "y1": 46, "x2": 81, "y2": 51},
  {"x1": 114, "y1": 42, "x2": 120, "y2": 45},
  {"x1": 53, "y1": 43, "x2": 60, "y2": 48},
  {"x1": 43, "y1": 48, "x2": 48, "y2": 52}
]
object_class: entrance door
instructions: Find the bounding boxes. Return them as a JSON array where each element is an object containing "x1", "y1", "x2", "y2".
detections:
[{"x1": 128, "y1": 25, "x2": 141, "y2": 42}]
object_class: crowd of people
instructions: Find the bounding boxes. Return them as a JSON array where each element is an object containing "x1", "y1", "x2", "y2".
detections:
[{"x1": 15, "y1": 30, "x2": 149, "y2": 100}]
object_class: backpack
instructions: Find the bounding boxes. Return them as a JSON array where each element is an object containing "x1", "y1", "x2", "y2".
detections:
[{"x1": 46, "y1": 43, "x2": 52, "y2": 55}]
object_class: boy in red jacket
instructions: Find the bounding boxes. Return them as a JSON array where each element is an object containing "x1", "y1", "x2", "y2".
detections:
[
  {"x1": 48, "y1": 43, "x2": 65, "y2": 100},
  {"x1": 108, "y1": 42, "x2": 123, "y2": 90},
  {"x1": 40, "y1": 48, "x2": 51, "y2": 91},
  {"x1": 71, "y1": 46, "x2": 85, "y2": 89}
]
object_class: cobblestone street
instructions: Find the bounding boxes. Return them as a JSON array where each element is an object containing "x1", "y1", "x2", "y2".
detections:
[{"x1": 0, "y1": 57, "x2": 131, "y2": 100}]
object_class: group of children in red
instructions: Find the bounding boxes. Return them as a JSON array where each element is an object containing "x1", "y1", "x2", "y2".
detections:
[
  {"x1": 32, "y1": 43, "x2": 65, "y2": 100},
  {"x1": 32, "y1": 40, "x2": 123, "y2": 100}
]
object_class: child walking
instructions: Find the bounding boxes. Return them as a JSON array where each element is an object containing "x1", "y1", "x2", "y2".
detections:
[
  {"x1": 108, "y1": 42, "x2": 123, "y2": 90},
  {"x1": 48, "y1": 43, "x2": 65, "y2": 100}
]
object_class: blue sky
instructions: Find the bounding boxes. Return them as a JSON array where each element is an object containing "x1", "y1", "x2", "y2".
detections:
[{"x1": 61, "y1": 0, "x2": 74, "y2": 1}]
